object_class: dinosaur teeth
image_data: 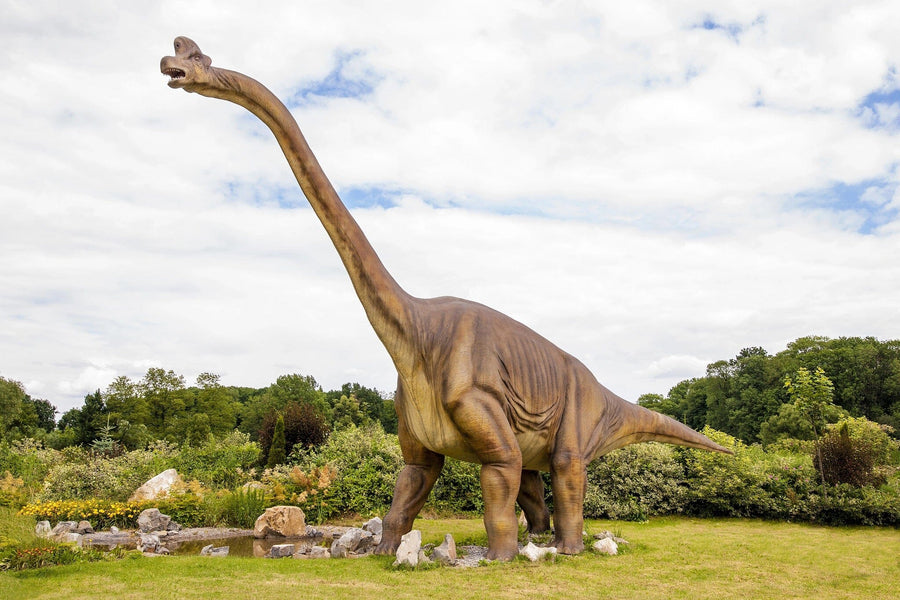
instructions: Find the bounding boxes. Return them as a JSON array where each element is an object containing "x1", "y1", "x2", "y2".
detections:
[{"x1": 165, "y1": 68, "x2": 185, "y2": 80}]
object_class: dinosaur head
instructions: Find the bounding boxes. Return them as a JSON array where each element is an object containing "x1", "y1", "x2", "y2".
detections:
[{"x1": 160, "y1": 37, "x2": 215, "y2": 92}]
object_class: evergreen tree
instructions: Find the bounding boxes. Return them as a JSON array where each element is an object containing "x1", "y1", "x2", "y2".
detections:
[{"x1": 266, "y1": 414, "x2": 287, "y2": 468}]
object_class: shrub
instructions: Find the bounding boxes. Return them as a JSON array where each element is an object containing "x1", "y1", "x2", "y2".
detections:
[
  {"x1": 584, "y1": 443, "x2": 687, "y2": 521},
  {"x1": 679, "y1": 428, "x2": 775, "y2": 518},
  {"x1": 428, "y1": 458, "x2": 484, "y2": 514},
  {"x1": 0, "y1": 439, "x2": 62, "y2": 500},
  {"x1": 213, "y1": 487, "x2": 269, "y2": 528},
  {"x1": 259, "y1": 402, "x2": 329, "y2": 464},
  {"x1": 0, "y1": 471, "x2": 27, "y2": 508},
  {"x1": 815, "y1": 424, "x2": 880, "y2": 487},
  {"x1": 37, "y1": 447, "x2": 172, "y2": 502},
  {"x1": 290, "y1": 424, "x2": 403, "y2": 521},
  {"x1": 172, "y1": 431, "x2": 260, "y2": 489}
]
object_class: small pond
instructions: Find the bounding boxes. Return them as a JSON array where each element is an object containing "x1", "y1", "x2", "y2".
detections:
[{"x1": 86, "y1": 534, "x2": 328, "y2": 558}]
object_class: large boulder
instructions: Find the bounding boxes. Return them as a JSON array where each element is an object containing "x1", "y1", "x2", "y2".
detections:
[
  {"x1": 129, "y1": 469, "x2": 183, "y2": 502},
  {"x1": 253, "y1": 505, "x2": 306, "y2": 538}
]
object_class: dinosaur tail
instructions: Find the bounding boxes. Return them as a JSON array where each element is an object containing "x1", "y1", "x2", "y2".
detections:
[{"x1": 596, "y1": 397, "x2": 734, "y2": 456}]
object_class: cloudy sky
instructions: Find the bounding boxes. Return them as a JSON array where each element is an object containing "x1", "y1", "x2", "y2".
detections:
[{"x1": 2, "y1": 1, "x2": 899, "y2": 415}]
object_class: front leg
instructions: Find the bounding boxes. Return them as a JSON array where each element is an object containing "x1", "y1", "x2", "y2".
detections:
[
  {"x1": 374, "y1": 390, "x2": 444, "y2": 555},
  {"x1": 549, "y1": 448, "x2": 586, "y2": 554},
  {"x1": 447, "y1": 389, "x2": 522, "y2": 561}
]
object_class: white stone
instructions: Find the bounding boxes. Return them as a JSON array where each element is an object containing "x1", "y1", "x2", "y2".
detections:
[
  {"x1": 592, "y1": 538, "x2": 618, "y2": 556},
  {"x1": 129, "y1": 469, "x2": 183, "y2": 502},
  {"x1": 393, "y1": 530, "x2": 422, "y2": 567},
  {"x1": 519, "y1": 542, "x2": 557, "y2": 562},
  {"x1": 35, "y1": 521, "x2": 51, "y2": 537}
]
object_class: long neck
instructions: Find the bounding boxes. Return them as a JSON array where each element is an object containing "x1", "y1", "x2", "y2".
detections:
[{"x1": 198, "y1": 67, "x2": 415, "y2": 364}]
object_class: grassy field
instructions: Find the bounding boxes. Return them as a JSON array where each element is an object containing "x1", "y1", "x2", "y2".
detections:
[{"x1": 2, "y1": 516, "x2": 898, "y2": 600}]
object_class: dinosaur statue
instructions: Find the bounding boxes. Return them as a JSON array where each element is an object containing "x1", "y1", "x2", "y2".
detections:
[{"x1": 161, "y1": 37, "x2": 731, "y2": 561}]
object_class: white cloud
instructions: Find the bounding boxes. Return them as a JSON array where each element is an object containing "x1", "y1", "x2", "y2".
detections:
[{"x1": 2, "y1": 1, "x2": 900, "y2": 414}]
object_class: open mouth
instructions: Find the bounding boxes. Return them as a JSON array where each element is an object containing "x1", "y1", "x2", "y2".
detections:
[{"x1": 163, "y1": 67, "x2": 186, "y2": 82}]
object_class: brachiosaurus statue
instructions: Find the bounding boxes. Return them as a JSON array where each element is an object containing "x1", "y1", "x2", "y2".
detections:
[{"x1": 161, "y1": 37, "x2": 731, "y2": 560}]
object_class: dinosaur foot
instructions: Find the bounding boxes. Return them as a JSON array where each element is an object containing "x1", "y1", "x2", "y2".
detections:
[{"x1": 552, "y1": 538, "x2": 585, "y2": 555}]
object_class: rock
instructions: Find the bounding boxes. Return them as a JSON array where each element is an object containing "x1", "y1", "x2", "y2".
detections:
[
  {"x1": 138, "y1": 533, "x2": 160, "y2": 553},
  {"x1": 432, "y1": 533, "x2": 457, "y2": 565},
  {"x1": 166, "y1": 520, "x2": 182, "y2": 531},
  {"x1": 518, "y1": 511, "x2": 528, "y2": 529},
  {"x1": 519, "y1": 542, "x2": 557, "y2": 562},
  {"x1": 330, "y1": 539, "x2": 348, "y2": 558},
  {"x1": 51, "y1": 521, "x2": 79, "y2": 537},
  {"x1": 593, "y1": 531, "x2": 629, "y2": 545},
  {"x1": 334, "y1": 528, "x2": 374, "y2": 554},
  {"x1": 201, "y1": 544, "x2": 230, "y2": 557},
  {"x1": 269, "y1": 543, "x2": 295, "y2": 558},
  {"x1": 156, "y1": 546, "x2": 171, "y2": 555},
  {"x1": 35, "y1": 521, "x2": 51, "y2": 537},
  {"x1": 253, "y1": 505, "x2": 306, "y2": 538},
  {"x1": 308, "y1": 546, "x2": 330, "y2": 559},
  {"x1": 129, "y1": 468, "x2": 183, "y2": 502},
  {"x1": 110, "y1": 526, "x2": 120, "y2": 534},
  {"x1": 592, "y1": 538, "x2": 618, "y2": 556},
  {"x1": 137, "y1": 508, "x2": 171, "y2": 533},
  {"x1": 61, "y1": 532, "x2": 83, "y2": 547},
  {"x1": 75, "y1": 520, "x2": 94, "y2": 535},
  {"x1": 393, "y1": 530, "x2": 422, "y2": 568},
  {"x1": 362, "y1": 516, "x2": 383, "y2": 537}
]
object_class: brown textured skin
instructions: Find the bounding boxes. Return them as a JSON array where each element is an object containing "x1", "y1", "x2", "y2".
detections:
[{"x1": 161, "y1": 38, "x2": 732, "y2": 561}]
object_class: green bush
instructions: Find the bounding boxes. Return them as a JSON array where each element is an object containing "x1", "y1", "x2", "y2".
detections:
[
  {"x1": 679, "y1": 428, "x2": 776, "y2": 518},
  {"x1": 37, "y1": 446, "x2": 173, "y2": 502},
  {"x1": 584, "y1": 443, "x2": 687, "y2": 521},
  {"x1": 0, "y1": 439, "x2": 62, "y2": 501},
  {"x1": 290, "y1": 424, "x2": 403, "y2": 521},
  {"x1": 213, "y1": 487, "x2": 268, "y2": 528},
  {"x1": 172, "y1": 431, "x2": 260, "y2": 489},
  {"x1": 427, "y1": 457, "x2": 484, "y2": 514}
]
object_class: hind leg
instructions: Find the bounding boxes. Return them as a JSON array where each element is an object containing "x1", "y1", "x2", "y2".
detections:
[{"x1": 517, "y1": 470, "x2": 551, "y2": 534}]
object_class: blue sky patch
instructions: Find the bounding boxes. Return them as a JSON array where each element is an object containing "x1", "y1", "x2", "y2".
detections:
[
  {"x1": 338, "y1": 186, "x2": 399, "y2": 209},
  {"x1": 221, "y1": 179, "x2": 306, "y2": 209},
  {"x1": 794, "y1": 178, "x2": 898, "y2": 234},
  {"x1": 288, "y1": 50, "x2": 380, "y2": 108},
  {"x1": 857, "y1": 86, "x2": 900, "y2": 129}
]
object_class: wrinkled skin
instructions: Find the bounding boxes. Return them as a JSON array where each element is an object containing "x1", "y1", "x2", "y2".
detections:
[{"x1": 161, "y1": 38, "x2": 731, "y2": 561}]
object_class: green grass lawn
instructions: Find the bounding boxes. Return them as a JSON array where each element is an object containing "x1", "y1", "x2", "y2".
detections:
[{"x1": 2, "y1": 517, "x2": 898, "y2": 600}]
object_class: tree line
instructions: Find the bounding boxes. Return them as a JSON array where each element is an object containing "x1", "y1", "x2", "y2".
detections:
[
  {"x1": 638, "y1": 335, "x2": 900, "y2": 445},
  {"x1": 0, "y1": 369, "x2": 396, "y2": 464}
]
